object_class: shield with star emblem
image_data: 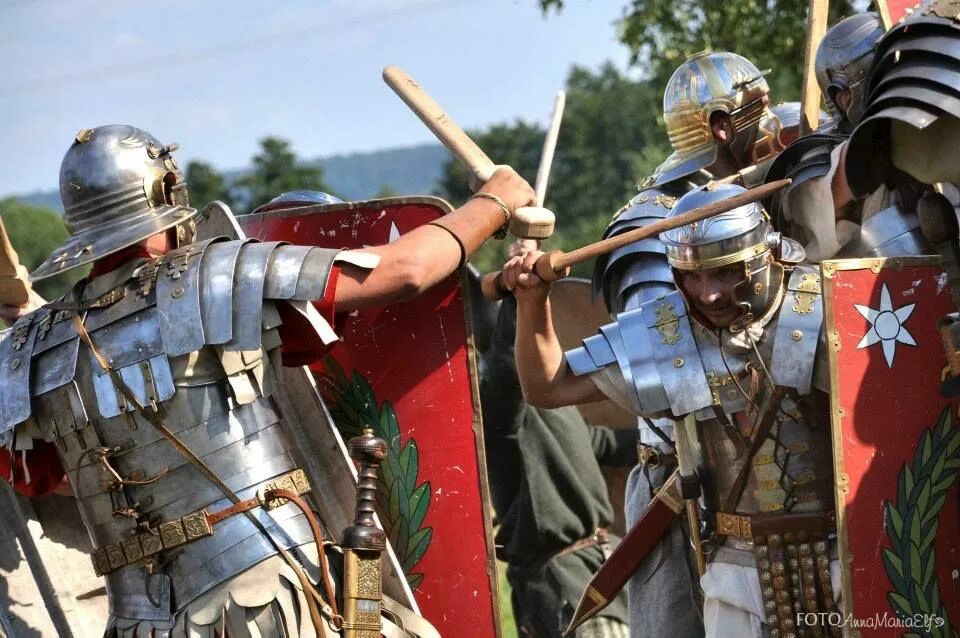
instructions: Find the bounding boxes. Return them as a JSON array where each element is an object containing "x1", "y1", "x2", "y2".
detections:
[
  {"x1": 240, "y1": 196, "x2": 501, "y2": 638},
  {"x1": 822, "y1": 256, "x2": 960, "y2": 633}
]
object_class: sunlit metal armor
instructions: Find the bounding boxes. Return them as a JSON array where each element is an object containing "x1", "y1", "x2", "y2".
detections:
[
  {"x1": 568, "y1": 186, "x2": 838, "y2": 632},
  {"x1": 0, "y1": 126, "x2": 382, "y2": 635},
  {"x1": 815, "y1": 12, "x2": 885, "y2": 132},
  {"x1": 766, "y1": 13, "x2": 937, "y2": 262},
  {"x1": 657, "y1": 51, "x2": 772, "y2": 187}
]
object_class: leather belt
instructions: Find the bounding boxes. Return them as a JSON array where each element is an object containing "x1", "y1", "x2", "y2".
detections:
[
  {"x1": 91, "y1": 468, "x2": 311, "y2": 576},
  {"x1": 713, "y1": 510, "x2": 836, "y2": 541},
  {"x1": 556, "y1": 528, "x2": 610, "y2": 559}
]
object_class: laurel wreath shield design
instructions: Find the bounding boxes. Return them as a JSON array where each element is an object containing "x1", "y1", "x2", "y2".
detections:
[
  {"x1": 882, "y1": 406, "x2": 960, "y2": 638},
  {"x1": 320, "y1": 357, "x2": 433, "y2": 589}
]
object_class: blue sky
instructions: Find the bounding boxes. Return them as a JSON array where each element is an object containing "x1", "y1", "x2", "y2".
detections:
[{"x1": 0, "y1": 0, "x2": 631, "y2": 197}]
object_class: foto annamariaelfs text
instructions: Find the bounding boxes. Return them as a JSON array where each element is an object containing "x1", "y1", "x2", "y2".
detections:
[{"x1": 796, "y1": 612, "x2": 945, "y2": 631}]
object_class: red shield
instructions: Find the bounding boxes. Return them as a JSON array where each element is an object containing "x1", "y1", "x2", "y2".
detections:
[
  {"x1": 823, "y1": 257, "x2": 960, "y2": 635},
  {"x1": 877, "y1": 0, "x2": 920, "y2": 24},
  {"x1": 241, "y1": 197, "x2": 500, "y2": 637}
]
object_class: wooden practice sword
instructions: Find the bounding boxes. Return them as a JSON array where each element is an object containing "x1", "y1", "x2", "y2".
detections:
[
  {"x1": 481, "y1": 178, "x2": 791, "y2": 300},
  {"x1": 0, "y1": 216, "x2": 31, "y2": 307}
]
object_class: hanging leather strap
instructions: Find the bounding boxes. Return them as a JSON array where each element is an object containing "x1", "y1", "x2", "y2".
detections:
[{"x1": 721, "y1": 386, "x2": 788, "y2": 514}]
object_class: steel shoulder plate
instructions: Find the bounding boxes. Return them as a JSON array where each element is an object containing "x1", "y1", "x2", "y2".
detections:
[
  {"x1": 789, "y1": 144, "x2": 835, "y2": 188},
  {"x1": 765, "y1": 132, "x2": 845, "y2": 187},
  {"x1": 199, "y1": 239, "x2": 250, "y2": 345},
  {"x1": 0, "y1": 310, "x2": 44, "y2": 433},
  {"x1": 640, "y1": 290, "x2": 713, "y2": 415},
  {"x1": 566, "y1": 332, "x2": 617, "y2": 376},
  {"x1": 771, "y1": 265, "x2": 824, "y2": 394},
  {"x1": 263, "y1": 244, "x2": 313, "y2": 299},
  {"x1": 836, "y1": 204, "x2": 928, "y2": 258},
  {"x1": 593, "y1": 185, "x2": 685, "y2": 306},
  {"x1": 228, "y1": 241, "x2": 282, "y2": 351},
  {"x1": 616, "y1": 307, "x2": 672, "y2": 414},
  {"x1": 157, "y1": 238, "x2": 221, "y2": 357}
]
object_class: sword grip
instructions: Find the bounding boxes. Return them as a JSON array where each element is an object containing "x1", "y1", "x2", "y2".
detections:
[
  {"x1": 343, "y1": 428, "x2": 387, "y2": 549},
  {"x1": 342, "y1": 428, "x2": 388, "y2": 637}
]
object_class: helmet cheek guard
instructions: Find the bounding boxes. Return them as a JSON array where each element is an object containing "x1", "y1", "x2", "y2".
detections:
[{"x1": 731, "y1": 254, "x2": 784, "y2": 331}]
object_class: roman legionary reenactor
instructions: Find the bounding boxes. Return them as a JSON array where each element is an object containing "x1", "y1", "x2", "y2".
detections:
[
  {"x1": 765, "y1": 12, "x2": 931, "y2": 263},
  {"x1": 0, "y1": 124, "x2": 535, "y2": 636},
  {"x1": 507, "y1": 183, "x2": 839, "y2": 638},
  {"x1": 591, "y1": 51, "x2": 787, "y2": 638}
]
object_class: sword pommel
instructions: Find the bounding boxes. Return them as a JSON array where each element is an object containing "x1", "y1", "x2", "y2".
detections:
[{"x1": 342, "y1": 427, "x2": 388, "y2": 551}]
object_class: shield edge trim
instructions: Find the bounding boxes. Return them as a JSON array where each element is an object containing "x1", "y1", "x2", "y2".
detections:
[
  {"x1": 821, "y1": 254, "x2": 943, "y2": 619},
  {"x1": 459, "y1": 264, "x2": 506, "y2": 637},
  {"x1": 240, "y1": 195, "x2": 454, "y2": 223}
]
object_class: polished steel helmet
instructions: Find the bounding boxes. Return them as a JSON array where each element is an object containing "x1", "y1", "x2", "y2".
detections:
[
  {"x1": 656, "y1": 52, "x2": 770, "y2": 186},
  {"x1": 32, "y1": 125, "x2": 195, "y2": 281},
  {"x1": 847, "y1": 1, "x2": 960, "y2": 195},
  {"x1": 661, "y1": 184, "x2": 800, "y2": 329},
  {"x1": 815, "y1": 12, "x2": 885, "y2": 128}
]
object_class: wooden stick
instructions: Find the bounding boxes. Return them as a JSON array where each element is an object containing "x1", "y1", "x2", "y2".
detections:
[
  {"x1": 383, "y1": 65, "x2": 497, "y2": 184},
  {"x1": 0, "y1": 217, "x2": 31, "y2": 307},
  {"x1": 383, "y1": 65, "x2": 556, "y2": 239},
  {"x1": 480, "y1": 179, "x2": 791, "y2": 300},
  {"x1": 534, "y1": 90, "x2": 565, "y2": 208},
  {"x1": 800, "y1": 0, "x2": 830, "y2": 136}
]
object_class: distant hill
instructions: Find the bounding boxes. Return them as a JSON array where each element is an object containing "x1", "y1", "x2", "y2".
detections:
[{"x1": 13, "y1": 143, "x2": 451, "y2": 213}]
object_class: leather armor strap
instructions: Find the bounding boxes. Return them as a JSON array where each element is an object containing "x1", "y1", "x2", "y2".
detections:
[
  {"x1": 92, "y1": 469, "x2": 312, "y2": 575},
  {"x1": 555, "y1": 528, "x2": 610, "y2": 559},
  {"x1": 722, "y1": 386, "x2": 788, "y2": 514},
  {"x1": 73, "y1": 313, "x2": 344, "y2": 628}
]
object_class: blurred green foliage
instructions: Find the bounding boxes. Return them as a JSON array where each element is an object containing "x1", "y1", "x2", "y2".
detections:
[
  {"x1": 541, "y1": 0, "x2": 859, "y2": 96},
  {"x1": 233, "y1": 137, "x2": 332, "y2": 213},
  {"x1": 0, "y1": 198, "x2": 84, "y2": 300}
]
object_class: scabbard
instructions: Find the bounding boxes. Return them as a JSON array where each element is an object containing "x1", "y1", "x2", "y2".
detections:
[{"x1": 565, "y1": 469, "x2": 683, "y2": 635}]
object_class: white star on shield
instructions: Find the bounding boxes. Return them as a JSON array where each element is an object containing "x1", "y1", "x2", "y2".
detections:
[{"x1": 854, "y1": 283, "x2": 917, "y2": 367}]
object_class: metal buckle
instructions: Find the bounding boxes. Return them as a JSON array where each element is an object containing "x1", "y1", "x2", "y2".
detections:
[
  {"x1": 715, "y1": 512, "x2": 753, "y2": 539},
  {"x1": 638, "y1": 444, "x2": 661, "y2": 468}
]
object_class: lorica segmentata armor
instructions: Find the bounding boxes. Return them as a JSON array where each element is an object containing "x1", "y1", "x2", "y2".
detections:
[
  {"x1": 567, "y1": 262, "x2": 833, "y2": 517},
  {"x1": 0, "y1": 238, "x2": 348, "y2": 625}
]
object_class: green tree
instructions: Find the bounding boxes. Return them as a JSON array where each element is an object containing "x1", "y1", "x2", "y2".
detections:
[
  {"x1": 234, "y1": 137, "x2": 332, "y2": 212},
  {"x1": 186, "y1": 160, "x2": 234, "y2": 210},
  {"x1": 0, "y1": 198, "x2": 85, "y2": 300},
  {"x1": 541, "y1": 0, "x2": 860, "y2": 98}
]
